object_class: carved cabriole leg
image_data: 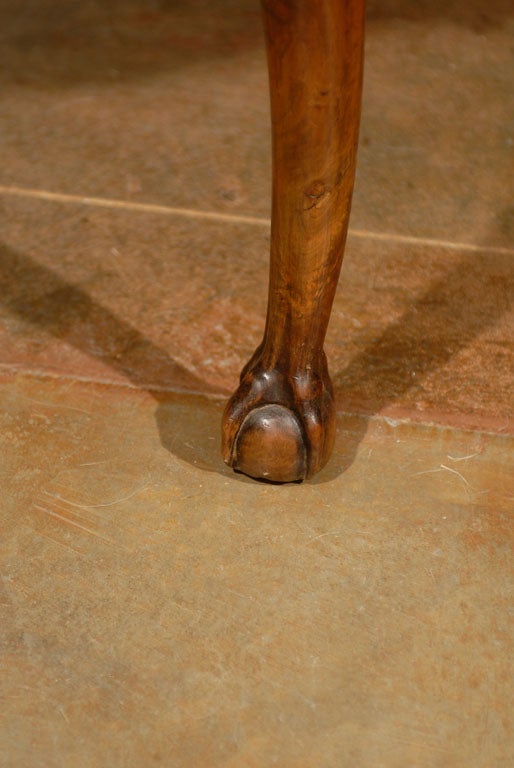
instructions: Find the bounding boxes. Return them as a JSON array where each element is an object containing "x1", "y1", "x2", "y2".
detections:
[{"x1": 222, "y1": 0, "x2": 365, "y2": 481}]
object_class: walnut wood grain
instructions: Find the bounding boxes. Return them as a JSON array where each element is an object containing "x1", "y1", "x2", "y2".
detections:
[{"x1": 222, "y1": 0, "x2": 365, "y2": 481}]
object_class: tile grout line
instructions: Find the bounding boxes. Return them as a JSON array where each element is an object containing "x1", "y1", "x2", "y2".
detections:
[
  {"x1": 0, "y1": 185, "x2": 268, "y2": 227},
  {"x1": 1, "y1": 183, "x2": 513, "y2": 256},
  {"x1": 0, "y1": 363, "x2": 227, "y2": 400},
  {"x1": 1, "y1": 364, "x2": 512, "y2": 439}
]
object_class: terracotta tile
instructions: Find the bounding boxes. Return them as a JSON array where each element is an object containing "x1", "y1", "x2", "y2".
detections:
[{"x1": 1, "y1": 197, "x2": 512, "y2": 433}]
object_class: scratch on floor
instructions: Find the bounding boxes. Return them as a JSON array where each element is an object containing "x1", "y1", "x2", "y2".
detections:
[
  {"x1": 439, "y1": 463, "x2": 472, "y2": 488},
  {"x1": 49, "y1": 485, "x2": 157, "y2": 536},
  {"x1": 411, "y1": 464, "x2": 471, "y2": 485},
  {"x1": 58, "y1": 706, "x2": 69, "y2": 724},
  {"x1": 411, "y1": 463, "x2": 478, "y2": 500},
  {"x1": 24, "y1": 395, "x2": 92, "y2": 416},
  {"x1": 387, "y1": 736, "x2": 453, "y2": 754},
  {"x1": 306, "y1": 529, "x2": 344, "y2": 543},
  {"x1": 34, "y1": 503, "x2": 129, "y2": 550},
  {"x1": 447, "y1": 452, "x2": 479, "y2": 462},
  {"x1": 33, "y1": 529, "x2": 87, "y2": 557},
  {"x1": 42, "y1": 485, "x2": 148, "y2": 510},
  {"x1": 411, "y1": 468, "x2": 445, "y2": 478}
]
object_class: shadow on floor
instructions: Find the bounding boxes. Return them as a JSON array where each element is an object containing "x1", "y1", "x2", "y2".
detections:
[
  {"x1": 333, "y1": 243, "x2": 513, "y2": 419},
  {"x1": 366, "y1": 0, "x2": 513, "y2": 31},
  {"x1": 1, "y1": 239, "x2": 512, "y2": 483},
  {"x1": 0, "y1": 0, "x2": 264, "y2": 86},
  {"x1": 2, "y1": 0, "x2": 512, "y2": 89}
]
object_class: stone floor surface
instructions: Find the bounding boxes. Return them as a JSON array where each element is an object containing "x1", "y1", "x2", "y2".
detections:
[{"x1": 0, "y1": 1, "x2": 513, "y2": 766}]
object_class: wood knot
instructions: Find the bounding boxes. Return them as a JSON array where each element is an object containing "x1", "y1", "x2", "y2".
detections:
[{"x1": 303, "y1": 181, "x2": 329, "y2": 210}]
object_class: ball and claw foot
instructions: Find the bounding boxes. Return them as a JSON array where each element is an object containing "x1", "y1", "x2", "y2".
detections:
[{"x1": 221, "y1": 354, "x2": 336, "y2": 483}]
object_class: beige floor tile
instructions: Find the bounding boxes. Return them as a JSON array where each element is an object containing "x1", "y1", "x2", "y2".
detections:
[
  {"x1": 1, "y1": 374, "x2": 513, "y2": 767},
  {"x1": 1, "y1": 0, "x2": 513, "y2": 246}
]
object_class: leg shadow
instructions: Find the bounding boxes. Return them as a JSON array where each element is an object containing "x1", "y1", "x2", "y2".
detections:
[
  {"x1": 0, "y1": 242, "x2": 227, "y2": 475},
  {"x1": 334, "y1": 247, "x2": 513, "y2": 415},
  {"x1": 1, "y1": 242, "x2": 512, "y2": 483},
  {"x1": 319, "y1": 243, "x2": 513, "y2": 484}
]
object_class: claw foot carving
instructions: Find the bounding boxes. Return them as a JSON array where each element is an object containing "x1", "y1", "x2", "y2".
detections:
[{"x1": 221, "y1": 354, "x2": 335, "y2": 482}]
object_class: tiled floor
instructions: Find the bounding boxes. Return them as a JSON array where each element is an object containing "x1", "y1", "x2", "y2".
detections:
[{"x1": 1, "y1": 1, "x2": 513, "y2": 766}]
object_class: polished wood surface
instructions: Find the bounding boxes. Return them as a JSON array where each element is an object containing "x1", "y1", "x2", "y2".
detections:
[{"x1": 222, "y1": 0, "x2": 365, "y2": 481}]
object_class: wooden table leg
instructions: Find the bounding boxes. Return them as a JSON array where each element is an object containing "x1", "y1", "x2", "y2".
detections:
[{"x1": 222, "y1": 0, "x2": 365, "y2": 482}]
